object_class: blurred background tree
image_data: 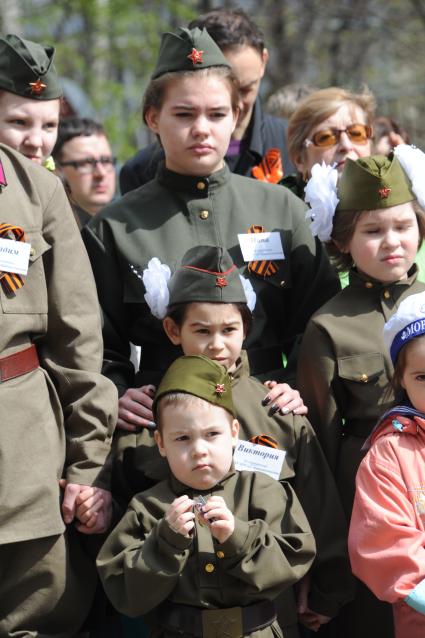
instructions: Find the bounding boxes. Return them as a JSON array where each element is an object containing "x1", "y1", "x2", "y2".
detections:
[{"x1": 1, "y1": 0, "x2": 424, "y2": 161}]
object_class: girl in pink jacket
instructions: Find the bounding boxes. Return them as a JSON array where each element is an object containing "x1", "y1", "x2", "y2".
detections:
[{"x1": 349, "y1": 290, "x2": 425, "y2": 637}]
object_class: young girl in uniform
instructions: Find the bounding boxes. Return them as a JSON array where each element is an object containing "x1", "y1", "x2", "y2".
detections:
[
  {"x1": 104, "y1": 245, "x2": 353, "y2": 637},
  {"x1": 82, "y1": 25, "x2": 340, "y2": 431},
  {"x1": 349, "y1": 290, "x2": 425, "y2": 638},
  {"x1": 297, "y1": 145, "x2": 425, "y2": 638}
]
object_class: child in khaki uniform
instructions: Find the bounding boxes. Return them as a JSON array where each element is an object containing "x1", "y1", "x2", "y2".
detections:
[
  {"x1": 97, "y1": 354, "x2": 316, "y2": 637},
  {"x1": 297, "y1": 147, "x2": 425, "y2": 637},
  {"x1": 109, "y1": 245, "x2": 354, "y2": 636}
]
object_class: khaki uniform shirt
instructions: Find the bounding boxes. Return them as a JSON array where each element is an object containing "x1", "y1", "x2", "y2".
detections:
[
  {"x1": 82, "y1": 164, "x2": 340, "y2": 392},
  {"x1": 297, "y1": 267, "x2": 425, "y2": 516},
  {"x1": 0, "y1": 145, "x2": 117, "y2": 544},
  {"x1": 97, "y1": 468, "x2": 315, "y2": 634},
  {"x1": 111, "y1": 352, "x2": 353, "y2": 622}
]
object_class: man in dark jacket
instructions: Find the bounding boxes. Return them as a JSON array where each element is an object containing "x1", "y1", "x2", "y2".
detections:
[{"x1": 119, "y1": 8, "x2": 294, "y2": 194}]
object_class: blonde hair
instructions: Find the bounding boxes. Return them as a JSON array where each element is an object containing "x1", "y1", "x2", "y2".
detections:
[{"x1": 287, "y1": 87, "x2": 376, "y2": 165}]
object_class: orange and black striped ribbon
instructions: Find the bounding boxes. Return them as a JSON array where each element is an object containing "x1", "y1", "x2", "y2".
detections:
[
  {"x1": 247, "y1": 224, "x2": 278, "y2": 277},
  {"x1": 0, "y1": 224, "x2": 26, "y2": 295},
  {"x1": 249, "y1": 434, "x2": 279, "y2": 449},
  {"x1": 251, "y1": 148, "x2": 284, "y2": 184}
]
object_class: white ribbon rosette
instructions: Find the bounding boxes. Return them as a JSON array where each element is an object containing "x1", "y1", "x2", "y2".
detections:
[
  {"x1": 142, "y1": 258, "x2": 171, "y2": 319},
  {"x1": 304, "y1": 162, "x2": 339, "y2": 242},
  {"x1": 239, "y1": 275, "x2": 256, "y2": 312},
  {"x1": 394, "y1": 144, "x2": 425, "y2": 209}
]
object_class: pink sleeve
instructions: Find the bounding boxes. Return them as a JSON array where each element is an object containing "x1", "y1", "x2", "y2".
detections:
[{"x1": 348, "y1": 438, "x2": 425, "y2": 603}]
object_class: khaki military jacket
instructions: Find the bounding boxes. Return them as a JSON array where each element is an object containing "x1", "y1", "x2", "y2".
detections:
[
  {"x1": 110, "y1": 352, "x2": 352, "y2": 622},
  {"x1": 297, "y1": 267, "x2": 425, "y2": 516},
  {"x1": 82, "y1": 164, "x2": 340, "y2": 392},
  {"x1": 0, "y1": 145, "x2": 117, "y2": 544},
  {"x1": 97, "y1": 467, "x2": 315, "y2": 634}
]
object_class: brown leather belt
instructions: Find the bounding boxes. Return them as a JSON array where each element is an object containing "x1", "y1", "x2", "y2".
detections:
[
  {"x1": 159, "y1": 599, "x2": 276, "y2": 638},
  {"x1": 0, "y1": 344, "x2": 39, "y2": 382}
]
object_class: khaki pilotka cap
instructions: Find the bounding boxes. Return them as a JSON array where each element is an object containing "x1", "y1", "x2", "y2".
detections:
[
  {"x1": 153, "y1": 355, "x2": 236, "y2": 418},
  {"x1": 151, "y1": 26, "x2": 230, "y2": 79},
  {"x1": 168, "y1": 246, "x2": 247, "y2": 306},
  {"x1": 337, "y1": 154, "x2": 415, "y2": 211},
  {"x1": 0, "y1": 34, "x2": 62, "y2": 100}
]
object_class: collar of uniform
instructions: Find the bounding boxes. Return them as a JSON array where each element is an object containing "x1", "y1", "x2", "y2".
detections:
[
  {"x1": 348, "y1": 264, "x2": 418, "y2": 291},
  {"x1": 157, "y1": 161, "x2": 230, "y2": 194},
  {"x1": 228, "y1": 350, "x2": 250, "y2": 383},
  {"x1": 168, "y1": 463, "x2": 237, "y2": 496}
]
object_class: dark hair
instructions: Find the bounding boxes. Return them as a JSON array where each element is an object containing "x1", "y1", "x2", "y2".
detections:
[
  {"x1": 327, "y1": 201, "x2": 425, "y2": 273},
  {"x1": 142, "y1": 66, "x2": 239, "y2": 125},
  {"x1": 52, "y1": 117, "x2": 106, "y2": 159},
  {"x1": 166, "y1": 301, "x2": 252, "y2": 336},
  {"x1": 189, "y1": 8, "x2": 265, "y2": 54},
  {"x1": 373, "y1": 116, "x2": 410, "y2": 145}
]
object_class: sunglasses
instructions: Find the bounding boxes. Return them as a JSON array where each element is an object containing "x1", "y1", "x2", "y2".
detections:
[{"x1": 304, "y1": 123, "x2": 372, "y2": 148}]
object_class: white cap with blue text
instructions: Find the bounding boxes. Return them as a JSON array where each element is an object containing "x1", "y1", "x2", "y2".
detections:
[{"x1": 384, "y1": 291, "x2": 425, "y2": 363}]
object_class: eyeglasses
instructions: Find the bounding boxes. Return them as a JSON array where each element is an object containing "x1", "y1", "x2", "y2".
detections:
[
  {"x1": 304, "y1": 123, "x2": 372, "y2": 148},
  {"x1": 58, "y1": 156, "x2": 117, "y2": 174}
]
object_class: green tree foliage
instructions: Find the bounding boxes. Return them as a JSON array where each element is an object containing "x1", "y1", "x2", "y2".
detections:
[{"x1": 3, "y1": 0, "x2": 425, "y2": 157}]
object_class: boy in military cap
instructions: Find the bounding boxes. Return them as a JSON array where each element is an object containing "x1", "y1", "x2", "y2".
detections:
[
  {"x1": 97, "y1": 354, "x2": 315, "y2": 637},
  {"x1": 298, "y1": 145, "x2": 425, "y2": 637},
  {"x1": 0, "y1": 34, "x2": 62, "y2": 164}
]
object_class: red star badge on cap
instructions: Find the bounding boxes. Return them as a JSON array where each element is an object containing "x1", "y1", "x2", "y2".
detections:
[
  {"x1": 216, "y1": 276, "x2": 228, "y2": 288},
  {"x1": 29, "y1": 79, "x2": 47, "y2": 95},
  {"x1": 215, "y1": 383, "x2": 226, "y2": 395},
  {"x1": 187, "y1": 48, "x2": 203, "y2": 65},
  {"x1": 379, "y1": 187, "x2": 391, "y2": 199}
]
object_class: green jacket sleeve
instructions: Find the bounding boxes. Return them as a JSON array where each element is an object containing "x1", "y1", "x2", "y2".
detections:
[
  {"x1": 296, "y1": 319, "x2": 344, "y2": 474},
  {"x1": 97, "y1": 498, "x2": 193, "y2": 617},
  {"x1": 219, "y1": 475, "x2": 316, "y2": 600}
]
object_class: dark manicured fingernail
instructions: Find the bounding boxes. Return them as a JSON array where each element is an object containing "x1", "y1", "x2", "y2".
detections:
[
  {"x1": 262, "y1": 396, "x2": 271, "y2": 406},
  {"x1": 147, "y1": 421, "x2": 157, "y2": 430},
  {"x1": 269, "y1": 404, "x2": 279, "y2": 416}
]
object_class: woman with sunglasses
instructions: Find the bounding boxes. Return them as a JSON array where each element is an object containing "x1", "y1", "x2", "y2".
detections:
[{"x1": 282, "y1": 87, "x2": 375, "y2": 199}]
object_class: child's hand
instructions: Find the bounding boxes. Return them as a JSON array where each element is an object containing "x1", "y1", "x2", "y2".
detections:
[
  {"x1": 296, "y1": 574, "x2": 331, "y2": 632},
  {"x1": 203, "y1": 495, "x2": 234, "y2": 544},
  {"x1": 59, "y1": 479, "x2": 112, "y2": 534},
  {"x1": 263, "y1": 380, "x2": 307, "y2": 416},
  {"x1": 165, "y1": 495, "x2": 195, "y2": 537},
  {"x1": 117, "y1": 384, "x2": 156, "y2": 431},
  {"x1": 75, "y1": 486, "x2": 113, "y2": 534}
]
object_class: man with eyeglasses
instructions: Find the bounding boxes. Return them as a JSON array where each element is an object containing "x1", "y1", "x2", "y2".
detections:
[{"x1": 53, "y1": 117, "x2": 116, "y2": 227}]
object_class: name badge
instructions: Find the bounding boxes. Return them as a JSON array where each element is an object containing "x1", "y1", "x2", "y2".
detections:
[
  {"x1": 0, "y1": 238, "x2": 31, "y2": 276},
  {"x1": 238, "y1": 231, "x2": 284, "y2": 262},
  {"x1": 233, "y1": 439, "x2": 286, "y2": 481}
]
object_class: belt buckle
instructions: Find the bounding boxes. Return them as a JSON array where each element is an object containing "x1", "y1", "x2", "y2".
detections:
[{"x1": 201, "y1": 607, "x2": 243, "y2": 638}]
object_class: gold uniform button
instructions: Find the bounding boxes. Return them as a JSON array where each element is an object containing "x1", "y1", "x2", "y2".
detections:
[
  {"x1": 360, "y1": 373, "x2": 368, "y2": 383},
  {"x1": 197, "y1": 181, "x2": 206, "y2": 190},
  {"x1": 205, "y1": 563, "x2": 215, "y2": 573},
  {"x1": 29, "y1": 247, "x2": 35, "y2": 257},
  {"x1": 216, "y1": 551, "x2": 225, "y2": 559},
  {"x1": 383, "y1": 290, "x2": 391, "y2": 299},
  {"x1": 365, "y1": 282, "x2": 373, "y2": 289},
  {"x1": 199, "y1": 210, "x2": 209, "y2": 220}
]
